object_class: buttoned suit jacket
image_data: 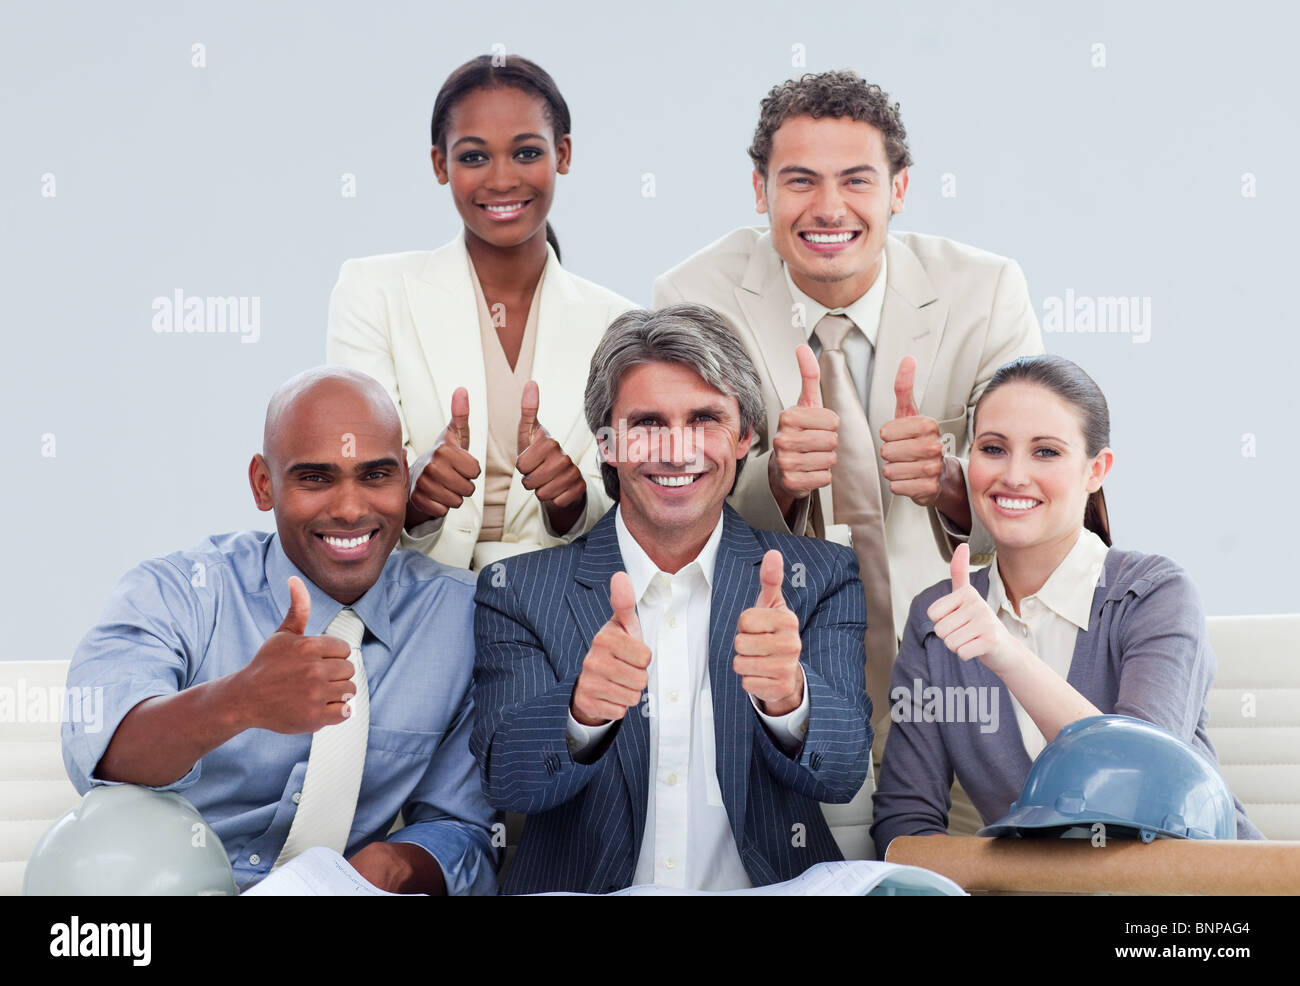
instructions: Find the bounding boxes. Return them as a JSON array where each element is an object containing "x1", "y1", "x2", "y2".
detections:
[
  {"x1": 469, "y1": 504, "x2": 872, "y2": 894},
  {"x1": 653, "y1": 227, "x2": 1044, "y2": 643},
  {"x1": 327, "y1": 231, "x2": 634, "y2": 570}
]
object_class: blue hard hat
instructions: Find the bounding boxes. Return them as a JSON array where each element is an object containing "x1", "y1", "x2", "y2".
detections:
[{"x1": 979, "y1": 715, "x2": 1237, "y2": 842}]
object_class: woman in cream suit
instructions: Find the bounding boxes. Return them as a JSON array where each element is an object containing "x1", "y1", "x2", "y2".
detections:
[{"x1": 327, "y1": 55, "x2": 633, "y2": 570}]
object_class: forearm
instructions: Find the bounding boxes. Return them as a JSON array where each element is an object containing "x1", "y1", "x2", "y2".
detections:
[
  {"x1": 994, "y1": 641, "x2": 1101, "y2": 743},
  {"x1": 95, "y1": 673, "x2": 250, "y2": 787},
  {"x1": 348, "y1": 840, "x2": 447, "y2": 895},
  {"x1": 934, "y1": 456, "x2": 971, "y2": 534}
]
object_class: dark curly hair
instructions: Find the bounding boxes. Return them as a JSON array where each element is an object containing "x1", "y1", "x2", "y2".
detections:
[{"x1": 748, "y1": 70, "x2": 912, "y2": 179}]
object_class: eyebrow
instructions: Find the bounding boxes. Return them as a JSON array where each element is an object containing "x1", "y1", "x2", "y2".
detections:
[
  {"x1": 976, "y1": 431, "x2": 1069, "y2": 444},
  {"x1": 287, "y1": 457, "x2": 402, "y2": 475},
  {"x1": 450, "y1": 132, "x2": 548, "y2": 150},
  {"x1": 625, "y1": 403, "x2": 731, "y2": 420},
  {"x1": 775, "y1": 163, "x2": 881, "y2": 179}
]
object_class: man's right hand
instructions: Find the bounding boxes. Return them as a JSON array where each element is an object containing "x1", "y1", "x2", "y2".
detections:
[
  {"x1": 234, "y1": 576, "x2": 358, "y2": 734},
  {"x1": 768, "y1": 344, "x2": 839, "y2": 517},
  {"x1": 570, "y1": 572, "x2": 651, "y2": 726},
  {"x1": 407, "y1": 387, "x2": 483, "y2": 528}
]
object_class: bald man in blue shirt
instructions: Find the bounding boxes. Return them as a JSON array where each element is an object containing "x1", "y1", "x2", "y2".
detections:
[{"x1": 63, "y1": 367, "x2": 497, "y2": 894}]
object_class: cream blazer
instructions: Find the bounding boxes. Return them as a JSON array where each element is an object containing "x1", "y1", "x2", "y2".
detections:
[
  {"x1": 327, "y1": 231, "x2": 635, "y2": 570},
  {"x1": 653, "y1": 227, "x2": 1045, "y2": 633}
]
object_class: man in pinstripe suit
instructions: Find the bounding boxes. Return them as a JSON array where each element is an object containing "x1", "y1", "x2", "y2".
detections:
[{"x1": 471, "y1": 304, "x2": 872, "y2": 894}]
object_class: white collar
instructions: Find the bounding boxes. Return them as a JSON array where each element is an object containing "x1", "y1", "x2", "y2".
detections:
[
  {"x1": 782, "y1": 250, "x2": 888, "y2": 347},
  {"x1": 987, "y1": 528, "x2": 1110, "y2": 631},
  {"x1": 614, "y1": 505, "x2": 724, "y2": 601}
]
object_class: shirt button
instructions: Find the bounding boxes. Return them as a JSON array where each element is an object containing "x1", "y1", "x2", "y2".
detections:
[
  {"x1": 1020, "y1": 626, "x2": 1029, "y2": 637},
  {"x1": 666, "y1": 772, "x2": 679, "y2": 786},
  {"x1": 664, "y1": 858, "x2": 676, "y2": 871},
  {"x1": 291, "y1": 791, "x2": 302, "y2": 804},
  {"x1": 669, "y1": 690, "x2": 679, "y2": 703},
  {"x1": 249, "y1": 854, "x2": 261, "y2": 866},
  {"x1": 667, "y1": 615, "x2": 678, "y2": 629}
]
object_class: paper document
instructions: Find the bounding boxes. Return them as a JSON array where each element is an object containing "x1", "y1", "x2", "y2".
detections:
[{"x1": 242, "y1": 847, "x2": 421, "y2": 897}]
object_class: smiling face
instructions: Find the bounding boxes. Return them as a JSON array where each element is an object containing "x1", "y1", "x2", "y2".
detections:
[
  {"x1": 969, "y1": 382, "x2": 1113, "y2": 560},
  {"x1": 431, "y1": 85, "x2": 570, "y2": 252},
  {"x1": 601, "y1": 361, "x2": 753, "y2": 565},
  {"x1": 250, "y1": 373, "x2": 409, "y2": 605},
  {"x1": 754, "y1": 115, "x2": 907, "y2": 309}
]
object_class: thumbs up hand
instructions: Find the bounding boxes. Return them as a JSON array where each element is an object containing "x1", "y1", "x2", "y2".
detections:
[
  {"x1": 733, "y1": 550, "x2": 804, "y2": 716},
  {"x1": 879, "y1": 357, "x2": 948, "y2": 507},
  {"x1": 515, "y1": 380, "x2": 587, "y2": 533},
  {"x1": 236, "y1": 576, "x2": 357, "y2": 734},
  {"x1": 407, "y1": 388, "x2": 483, "y2": 528},
  {"x1": 570, "y1": 572, "x2": 652, "y2": 727},
  {"x1": 769, "y1": 344, "x2": 840, "y2": 516},
  {"x1": 925, "y1": 544, "x2": 1019, "y2": 674}
]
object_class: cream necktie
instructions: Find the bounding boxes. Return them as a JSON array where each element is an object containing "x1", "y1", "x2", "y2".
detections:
[
  {"x1": 273, "y1": 607, "x2": 369, "y2": 868},
  {"x1": 815, "y1": 314, "x2": 897, "y2": 744}
]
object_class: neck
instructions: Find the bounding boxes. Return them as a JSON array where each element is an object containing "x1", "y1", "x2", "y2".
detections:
[
  {"x1": 622, "y1": 508, "x2": 720, "y2": 575},
  {"x1": 464, "y1": 227, "x2": 548, "y2": 300},
  {"x1": 789, "y1": 253, "x2": 883, "y2": 311},
  {"x1": 995, "y1": 528, "x2": 1083, "y2": 614}
]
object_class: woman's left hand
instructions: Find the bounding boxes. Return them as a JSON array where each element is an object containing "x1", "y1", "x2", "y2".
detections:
[
  {"x1": 926, "y1": 544, "x2": 1024, "y2": 676},
  {"x1": 516, "y1": 380, "x2": 587, "y2": 532}
]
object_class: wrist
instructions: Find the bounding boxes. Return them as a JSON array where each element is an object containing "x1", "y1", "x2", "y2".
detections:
[{"x1": 768, "y1": 456, "x2": 795, "y2": 516}]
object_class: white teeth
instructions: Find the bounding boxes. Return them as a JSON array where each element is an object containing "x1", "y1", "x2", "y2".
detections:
[
  {"x1": 803, "y1": 231, "x2": 855, "y2": 243},
  {"x1": 323, "y1": 532, "x2": 373, "y2": 548},
  {"x1": 650, "y1": 474, "x2": 700, "y2": 487},
  {"x1": 994, "y1": 496, "x2": 1039, "y2": 511},
  {"x1": 485, "y1": 202, "x2": 524, "y2": 213}
]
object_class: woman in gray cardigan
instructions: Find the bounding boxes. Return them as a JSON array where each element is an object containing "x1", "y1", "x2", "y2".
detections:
[{"x1": 871, "y1": 355, "x2": 1261, "y2": 854}]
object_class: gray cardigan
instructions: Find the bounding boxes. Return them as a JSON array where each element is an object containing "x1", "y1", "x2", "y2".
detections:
[{"x1": 871, "y1": 547, "x2": 1263, "y2": 853}]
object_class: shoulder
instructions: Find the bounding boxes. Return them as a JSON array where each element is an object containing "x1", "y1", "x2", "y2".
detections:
[
  {"x1": 889, "y1": 230, "x2": 1021, "y2": 277},
  {"x1": 387, "y1": 547, "x2": 478, "y2": 598},
  {"x1": 145, "y1": 530, "x2": 272, "y2": 593},
  {"x1": 1100, "y1": 547, "x2": 1201, "y2": 609},
  {"x1": 334, "y1": 249, "x2": 438, "y2": 284},
  {"x1": 550, "y1": 263, "x2": 638, "y2": 317},
  {"x1": 656, "y1": 226, "x2": 768, "y2": 292},
  {"x1": 473, "y1": 539, "x2": 584, "y2": 599}
]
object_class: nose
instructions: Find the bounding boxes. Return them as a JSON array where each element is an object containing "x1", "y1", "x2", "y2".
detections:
[
  {"x1": 329, "y1": 479, "x2": 368, "y2": 526},
  {"x1": 484, "y1": 155, "x2": 520, "y2": 194},
  {"x1": 1002, "y1": 451, "x2": 1033, "y2": 489},
  {"x1": 811, "y1": 181, "x2": 848, "y2": 225}
]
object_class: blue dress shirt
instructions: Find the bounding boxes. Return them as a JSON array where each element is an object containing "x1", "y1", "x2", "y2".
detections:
[{"x1": 62, "y1": 531, "x2": 499, "y2": 894}]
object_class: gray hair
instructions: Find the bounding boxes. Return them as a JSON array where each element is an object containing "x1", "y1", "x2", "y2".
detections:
[{"x1": 584, "y1": 304, "x2": 766, "y2": 501}]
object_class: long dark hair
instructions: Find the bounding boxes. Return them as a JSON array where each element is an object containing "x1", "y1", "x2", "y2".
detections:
[
  {"x1": 973, "y1": 355, "x2": 1113, "y2": 546},
  {"x1": 430, "y1": 54, "x2": 569, "y2": 262}
]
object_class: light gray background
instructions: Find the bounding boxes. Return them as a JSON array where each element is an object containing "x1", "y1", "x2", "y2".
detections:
[{"x1": 2, "y1": 1, "x2": 1295, "y2": 662}]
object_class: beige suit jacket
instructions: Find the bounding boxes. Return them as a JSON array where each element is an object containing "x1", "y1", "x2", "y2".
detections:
[
  {"x1": 327, "y1": 231, "x2": 634, "y2": 570},
  {"x1": 654, "y1": 226, "x2": 1043, "y2": 702}
]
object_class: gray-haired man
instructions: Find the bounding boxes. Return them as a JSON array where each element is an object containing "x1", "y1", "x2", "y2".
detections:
[{"x1": 469, "y1": 304, "x2": 872, "y2": 894}]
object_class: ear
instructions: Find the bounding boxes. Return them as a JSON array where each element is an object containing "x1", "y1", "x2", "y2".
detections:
[
  {"x1": 1085, "y1": 446, "x2": 1114, "y2": 493},
  {"x1": 597, "y1": 425, "x2": 619, "y2": 468},
  {"x1": 736, "y1": 424, "x2": 755, "y2": 461},
  {"x1": 555, "y1": 133, "x2": 572, "y2": 175},
  {"x1": 431, "y1": 145, "x2": 450, "y2": 185},
  {"x1": 249, "y1": 454, "x2": 275, "y2": 512},
  {"x1": 752, "y1": 169, "x2": 769, "y2": 216},
  {"x1": 890, "y1": 166, "x2": 909, "y2": 216}
]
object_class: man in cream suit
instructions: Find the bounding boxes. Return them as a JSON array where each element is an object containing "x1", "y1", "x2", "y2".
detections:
[
  {"x1": 328, "y1": 231, "x2": 633, "y2": 571},
  {"x1": 653, "y1": 72, "x2": 1043, "y2": 814}
]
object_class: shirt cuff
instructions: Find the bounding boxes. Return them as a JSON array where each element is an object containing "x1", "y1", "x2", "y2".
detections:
[
  {"x1": 565, "y1": 710, "x2": 615, "y2": 764},
  {"x1": 750, "y1": 665, "x2": 809, "y2": 756}
]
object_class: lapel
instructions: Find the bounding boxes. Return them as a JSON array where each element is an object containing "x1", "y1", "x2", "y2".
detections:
[
  {"x1": 707, "y1": 506, "x2": 767, "y2": 850},
  {"x1": 733, "y1": 231, "x2": 808, "y2": 412},
  {"x1": 401, "y1": 232, "x2": 490, "y2": 502},
  {"x1": 503, "y1": 247, "x2": 607, "y2": 532},
  {"x1": 565, "y1": 510, "x2": 650, "y2": 852}
]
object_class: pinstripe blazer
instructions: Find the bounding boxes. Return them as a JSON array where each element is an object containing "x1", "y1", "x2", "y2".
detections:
[{"x1": 470, "y1": 504, "x2": 872, "y2": 894}]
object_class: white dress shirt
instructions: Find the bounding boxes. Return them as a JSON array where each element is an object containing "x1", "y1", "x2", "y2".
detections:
[
  {"x1": 783, "y1": 252, "x2": 888, "y2": 411},
  {"x1": 565, "y1": 506, "x2": 809, "y2": 889},
  {"x1": 986, "y1": 528, "x2": 1110, "y2": 758}
]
